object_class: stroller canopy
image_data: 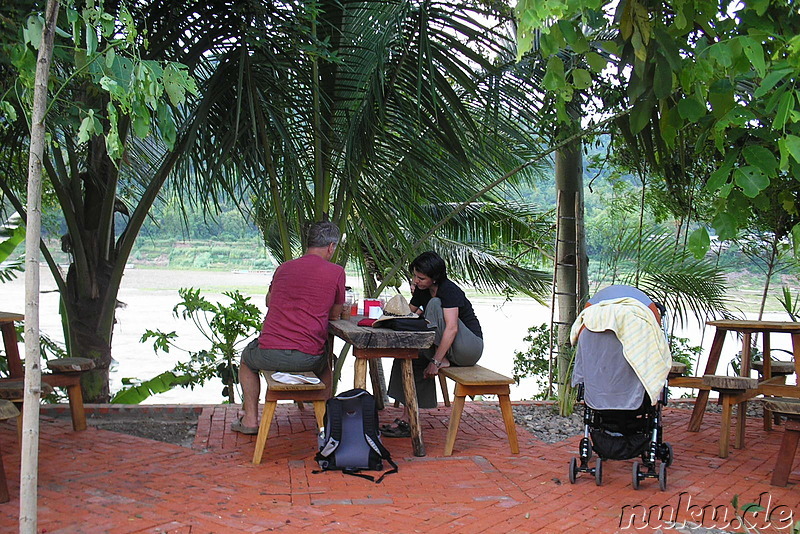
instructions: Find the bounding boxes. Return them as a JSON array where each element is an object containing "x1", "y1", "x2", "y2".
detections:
[{"x1": 570, "y1": 286, "x2": 671, "y2": 410}]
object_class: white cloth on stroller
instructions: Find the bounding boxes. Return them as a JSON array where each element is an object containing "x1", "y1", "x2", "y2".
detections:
[{"x1": 570, "y1": 297, "x2": 671, "y2": 405}]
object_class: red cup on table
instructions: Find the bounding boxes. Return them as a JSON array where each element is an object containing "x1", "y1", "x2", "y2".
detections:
[{"x1": 363, "y1": 299, "x2": 381, "y2": 318}]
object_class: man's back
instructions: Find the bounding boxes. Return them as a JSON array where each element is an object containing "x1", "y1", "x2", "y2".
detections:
[{"x1": 258, "y1": 254, "x2": 345, "y2": 355}]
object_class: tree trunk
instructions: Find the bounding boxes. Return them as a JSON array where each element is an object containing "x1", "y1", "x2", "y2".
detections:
[{"x1": 554, "y1": 141, "x2": 587, "y2": 411}]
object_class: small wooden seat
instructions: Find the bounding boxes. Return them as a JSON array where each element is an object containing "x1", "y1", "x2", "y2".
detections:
[
  {"x1": 0, "y1": 380, "x2": 54, "y2": 401},
  {"x1": 702, "y1": 375, "x2": 758, "y2": 458},
  {"x1": 758, "y1": 398, "x2": 800, "y2": 486},
  {"x1": 252, "y1": 368, "x2": 332, "y2": 465},
  {"x1": 668, "y1": 361, "x2": 687, "y2": 379},
  {"x1": 752, "y1": 360, "x2": 795, "y2": 430},
  {"x1": 439, "y1": 365, "x2": 519, "y2": 456},
  {"x1": 752, "y1": 360, "x2": 795, "y2": 376},
  {"x1": 46, "y1": 357, "x2": 95, "y2": 373},
  {"x1": 0, "y1": 400, "x2": 20, "y2": 503},
  {"x1": 42, "y1": 357, "x2": 94, "y2": 432}
]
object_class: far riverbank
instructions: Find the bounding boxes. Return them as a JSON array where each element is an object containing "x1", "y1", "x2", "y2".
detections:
[{"x1": 3, "y1": 266, "x2": 796, "y2": 404}]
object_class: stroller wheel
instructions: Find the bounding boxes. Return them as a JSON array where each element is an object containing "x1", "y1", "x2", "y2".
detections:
[
  {"x1": 595, "y1": 458, "x2": 603, "y2": 486},
  {"x1": 569, "y1": 457, "x2": 578, "y2": 484},
  {"x1": 632, "y1": 461, "x2": 641, "y2": 490},
  {"x1": 663, "y1": 442, "x2": 674, "y2": 467},
  {"x1": 658, "y1": 462, "x2": 668, "y2": 491}
]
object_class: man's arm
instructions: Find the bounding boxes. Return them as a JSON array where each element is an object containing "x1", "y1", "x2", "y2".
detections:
[{"x1": 329, "y1": 303, "x2": 343, "y2": 320}]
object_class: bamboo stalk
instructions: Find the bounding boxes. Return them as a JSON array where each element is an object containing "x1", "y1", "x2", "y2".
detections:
[{"x1": 20, "y1": 1, "x2": 60, "y2": 531}]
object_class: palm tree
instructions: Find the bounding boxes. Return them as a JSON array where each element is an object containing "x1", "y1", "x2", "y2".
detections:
[{"x1": 167, "y1": 0, "x2": 555, "y2": 295}]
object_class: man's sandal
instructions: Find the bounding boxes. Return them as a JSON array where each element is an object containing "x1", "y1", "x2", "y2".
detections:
[
  {"x1": 381, "y1": 420, "x2": 411, "y2": 438},
  {"x1": 231, "y1": 416, "x2": 259, "y2": 435}
]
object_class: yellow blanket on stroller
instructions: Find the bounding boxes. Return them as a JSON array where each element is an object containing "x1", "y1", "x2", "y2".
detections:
[{"x1": 570, "y1": 297, "x2": 671, "y2": 405}]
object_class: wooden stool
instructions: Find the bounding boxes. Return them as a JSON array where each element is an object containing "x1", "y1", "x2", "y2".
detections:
[
  {"x1": 44, "y1": 357, "x2": 94, "y2": 431},
  {"x1": 439, "y1": 365, "x2": 519, "y2": 456},
  {"x1": 252, "y1": 368, "x2": 331, "y2": 465},
  {"x1": 758, "y1": 397, "x2": 800, "y2": 486},
  {"x1": 668, "y1": 361, "x2": 687, "y2": 379},
  {"x1": 0, "y1": 380, "x2": 54, "y2": 444},
  {"x1": 0, "y1": 400, "x2": 20, "y2": 503},
  {"x1": 702, "y1": 375, "x2": 758, "y2": 458},
  {"x1": 752, "y1": 360, "x2": 795, "y2": 430}
]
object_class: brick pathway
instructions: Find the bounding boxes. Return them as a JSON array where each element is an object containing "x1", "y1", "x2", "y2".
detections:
[{"x1": 0, "y1": 403, "x2": 798, "y2": 533}]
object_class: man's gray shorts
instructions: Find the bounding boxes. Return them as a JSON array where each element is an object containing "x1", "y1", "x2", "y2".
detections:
[{"x1": 241, "y1": 338, "x2": 325, "y2": 373}]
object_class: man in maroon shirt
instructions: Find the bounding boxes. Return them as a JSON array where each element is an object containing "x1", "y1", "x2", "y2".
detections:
[{"x1": 232, "y1": 221, "x2": 346, "y2": 435}]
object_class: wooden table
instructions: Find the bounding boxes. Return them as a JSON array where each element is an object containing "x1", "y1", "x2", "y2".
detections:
[
  {"x1": 687, "y1": 320, "x2": 800, "y2": 447},
  {"x1": 0, "y1": 312, "x2": 25, "y2": 379},
  {"x1": 328, "y1": 318, "x2": 435, "y2": 457}
]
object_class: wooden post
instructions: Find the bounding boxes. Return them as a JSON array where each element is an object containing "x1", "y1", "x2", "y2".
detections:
[{"x1": 20, "y1": 2, "x2": 60, "y2": 531}]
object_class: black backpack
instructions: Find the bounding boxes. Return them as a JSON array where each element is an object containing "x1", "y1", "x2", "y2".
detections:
[{"x1": 314, "y1": 388, "x2": 397, "y2": 483}]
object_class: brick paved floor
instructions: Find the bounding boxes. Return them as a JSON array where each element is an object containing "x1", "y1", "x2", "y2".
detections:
[{"x1": 0, "y1": 402, "x2": 798, "y2": 533}]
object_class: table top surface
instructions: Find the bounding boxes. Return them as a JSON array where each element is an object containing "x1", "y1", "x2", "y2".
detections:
[
  {"x1": 329, "y1": 317, "x2": 435, "y2": 349},
  {"x1": 706, "y1": 320, "x2": 800, "y2": 332},
  {"x1": 0, "y1": 311, "x2": 24, "y2": 323}
]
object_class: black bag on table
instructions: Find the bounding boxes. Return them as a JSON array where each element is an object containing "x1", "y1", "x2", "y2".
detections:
[
  {"x1": 373, "y1": 317, "x2": 431, "y2": 331},
  {"x1": 314, "y1": 388, "x2": 397, "y2": 483}
]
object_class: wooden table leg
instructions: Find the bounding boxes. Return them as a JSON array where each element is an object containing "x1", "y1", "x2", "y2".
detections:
[
  {"x1": 735, "y1": 334, "x2": 751, "y2": 449},
  {"x1": 354, "y1": 358, "x2": 368, "y2": 389},
  {"x1": 771, "y1": 419, "x2": 800, "y2": 486},
  {"x1": 763, "y1": 333, "x2": 773, "y2": 431},
  {"x1": 1, "y1": 322, "x2": 24, "y2": 379},
  {"x1": 689, "y1": 328, "x2": 726, "y2": 432},
  {"x1": 401, "y1": 359, "x2": 425, "y2": 457}
]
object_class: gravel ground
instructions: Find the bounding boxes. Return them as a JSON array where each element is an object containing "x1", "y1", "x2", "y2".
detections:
[{"x1": 512, "y1": 404, "x2": 584, "y2": 443}]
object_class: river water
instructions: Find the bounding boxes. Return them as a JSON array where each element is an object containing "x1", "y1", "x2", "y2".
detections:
[{"x1": 2, "y1": 266, "x2": 795, "y2": 404}]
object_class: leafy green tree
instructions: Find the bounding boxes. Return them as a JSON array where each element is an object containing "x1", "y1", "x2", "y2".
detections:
[
  {"x1": 1, "y1": 1, "x2": 197, "y2": 401},
  {"x1": 515, "y1": 0, "x2": 800, "y2": 257}
]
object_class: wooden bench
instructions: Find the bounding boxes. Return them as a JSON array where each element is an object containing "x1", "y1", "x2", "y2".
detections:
[
  {"x1": 702, "y1": 375, "x2": 758, "y2": 458},
  {"x1": 439, "y1": 365, "x2": 519, "y2": 456},
  {"x1": 758, "y1": 397, "x2": 800, "y2": 486},
  {"x1": 252, "y1": 369, "x2": 331, "y2": 465}
]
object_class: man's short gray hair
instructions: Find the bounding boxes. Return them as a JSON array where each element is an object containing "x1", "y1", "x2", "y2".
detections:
[{"x1": 306, "y1": 221, "x2": 340, "y2": 248}]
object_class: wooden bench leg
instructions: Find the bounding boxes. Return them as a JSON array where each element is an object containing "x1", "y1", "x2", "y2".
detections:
[
  {"x1": 438, "y1": 374, "x2": 450, "y2": 407},
  {"x1": 734, "y1": 400, "x2": 747, "y2": 450},
  {"x1": 313, "y1": 400, "x2": 326, "y2": 430},
  {"x1": 252, "y1": 401, "x2": 277, "y2": 465},
  {"x1": 444, "y1": 395, "x2": 466, "y2": 456},
  {"x1": 771, "y1": 419, "x2": 800, "y2": 487},
  {"x1": 719, "y1": 395, "x2": 734, "y2": 458},
  {"x1": 0, "y1": 444, "x2": 8, "y2": 504},
  {"x1": 66, "y1": 384, "x2": 87, "y2": 431},
  {"x1": 498, "y1": 393, "x2": 519, "y2": 454}
]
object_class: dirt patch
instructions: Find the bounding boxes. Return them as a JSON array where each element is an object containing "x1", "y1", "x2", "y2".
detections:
[{"x1": 44, "y1": 406, "x2": 201, "y2": 448}]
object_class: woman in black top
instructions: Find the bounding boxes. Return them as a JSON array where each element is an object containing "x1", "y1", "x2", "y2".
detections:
[{"x1": 385, "y1": 251, "x2": 483, "y2": 436}]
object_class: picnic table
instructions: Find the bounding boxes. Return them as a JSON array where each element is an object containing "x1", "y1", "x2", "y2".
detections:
[
  {"x1": 328, "y1": 317, "x2": 434, "y2": 457},
  {"x1": 684, "y1": 320, "x2": 800, "y2": 456}
]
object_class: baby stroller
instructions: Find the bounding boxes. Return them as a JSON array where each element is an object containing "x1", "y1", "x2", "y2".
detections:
[{"x1": 567, "y1": 285, "x2": 673, "y2": 490}]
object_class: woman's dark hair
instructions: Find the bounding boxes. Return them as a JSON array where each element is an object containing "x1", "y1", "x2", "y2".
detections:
[{"x1": 409, "y1": 251, "x2": 447, "y2": 284}]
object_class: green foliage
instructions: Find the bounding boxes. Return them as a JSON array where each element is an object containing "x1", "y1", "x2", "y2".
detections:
[
  {"x1": 515, "y1": 0, "x2": 800, "y2": 258},
  {"x1": 0, "y1": 213, "x2": 24, "y2": 282},
  {"x1": 776, "y1": 285, "x2": 800, "y2": 321},
  {"x1": 112, "y1": 288, "x2": 262, "y2": 404},
  {"x1": 512, "y1": 323, "x2": 552, "y2": 399},
  {"x1": 667, "y1": 336, "x2": 700, "y2": 376}
]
